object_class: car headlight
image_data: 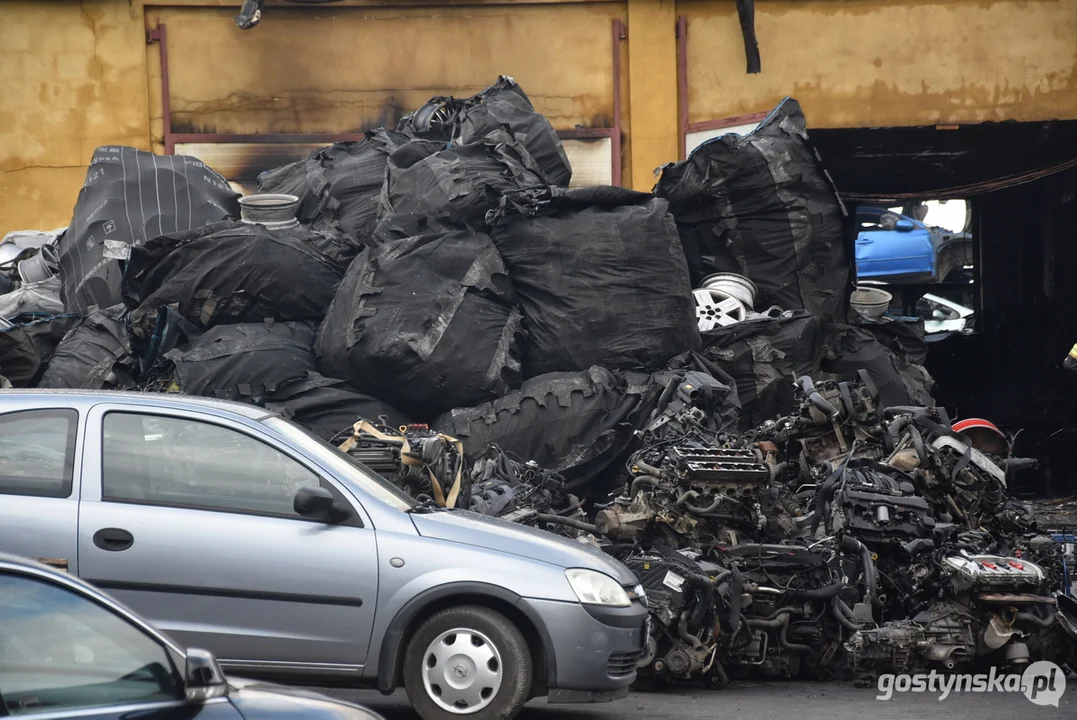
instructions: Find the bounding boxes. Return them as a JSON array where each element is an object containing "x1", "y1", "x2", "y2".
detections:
[{"x1": 565, "y1": 569, "x2": 631, "y2": 607}]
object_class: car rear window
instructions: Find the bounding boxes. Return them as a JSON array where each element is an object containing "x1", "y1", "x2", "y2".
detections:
[{"x1": 0, "y1": 409, "x2": 78, "y2": 498}]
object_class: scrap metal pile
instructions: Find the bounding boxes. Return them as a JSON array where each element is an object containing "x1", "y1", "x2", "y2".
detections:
[{"x1": 2, "y1": 77, "x2": 1075, "y2": 688}]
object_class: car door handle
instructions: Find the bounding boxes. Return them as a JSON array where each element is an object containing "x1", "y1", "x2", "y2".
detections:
[{"x1": 92, "y1": 528, "x2": 134, "y2": 552}]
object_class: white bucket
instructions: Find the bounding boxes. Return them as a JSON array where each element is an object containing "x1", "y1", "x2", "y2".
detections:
[{"x1": 851, "y1": 287, "x2": 893, "y2": 320}]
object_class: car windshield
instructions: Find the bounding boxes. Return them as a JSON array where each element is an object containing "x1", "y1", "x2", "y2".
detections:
[{"x1": 265, "y1": 417, "x2": 416, "y2": 511}]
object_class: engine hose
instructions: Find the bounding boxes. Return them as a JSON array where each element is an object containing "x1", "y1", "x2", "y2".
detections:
[
  {"x1": 787, "y1": 582, "x2": 845, "y2": 601},
  {"x1": 743, "y1": 611, "x2": 813, "y2": 654},
  {"x1": 685, "y1": 574, "x2": 714, "y2": 629},
  {"x1": 831, "y1": 597, "x2": 859, "y2": 632},
  {"x1": 727, "y1": 564, "x2": 744, "y2": 636},
  {"x1": 755, "y1": 605, "x2": 801, "y2": 622},
  {"x1": 534, "y1": 514, "x2": 598, "y2": 533},
  {"x1": 910, "y1": 425, "x2": 927, "y2": 466},
  {"x1": 1015, "y1": 611, "x2": 1056, "y2": 629},
  {"x1": 635, "y1": 459, "x2": 664, "y2": 477},
  {"x1": 712, "y1": 570, "x2": 732, "y2": 585},
  {"x1": 676, "y1": 490, "x2": 699, "y2": 508},
  {"x1": 684, "y1": 497, "x2": 725, "y2": 515},
  {"x1": 678, "y1": 612, "x2": 705, "y2": 650},
  {"x1": 903, "y1": 538, "x2": 935, "y2": 555},
  {"x1": 984, "y1": 480, "x2": 1005, "y2": 510},
  {"x1": 769, "y1": 461, "x2": 788, "y2": 482},
  {"x1": 779, "y1": 620, "x2": 813, "y2": 654},
  {"x1": 839, "y1": 536, "x2": 878, "y2": 611},
  {"x1": 808, "y1": 392, "x2": 839, "y2": 419},
  {"x1": 689, "y1": 591, "x2": 710, "y2": 633},
  {"x1": 630, "y1": 475, "x2": 661, "y2": 496}
]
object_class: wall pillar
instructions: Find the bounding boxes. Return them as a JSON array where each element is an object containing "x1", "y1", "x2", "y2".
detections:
[{"x1": 626, "y1": 0, "x2": 679, "y2": 191}]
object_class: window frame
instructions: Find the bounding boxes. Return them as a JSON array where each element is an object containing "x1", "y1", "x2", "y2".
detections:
[
  {"x1": 0, "y1": 408, "x2": 79, "y2": 500},
  {"x1": 0, "y1": 569, "x2": 186, "y2": 717},
  {"x1": 97, "y1": 409, "x2": 362, "y2": 527}
]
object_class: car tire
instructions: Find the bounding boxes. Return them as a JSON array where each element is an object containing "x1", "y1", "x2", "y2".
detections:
[{"x1": 403, "y1": 605, "x2": 531, "y2": 720}]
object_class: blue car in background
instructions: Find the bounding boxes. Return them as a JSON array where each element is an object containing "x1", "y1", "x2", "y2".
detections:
[{"x1": 855, "y1": 206, "x2": 973, "y2": 283}]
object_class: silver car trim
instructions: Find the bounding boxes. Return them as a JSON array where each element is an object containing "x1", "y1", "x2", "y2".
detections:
[{"x1": 219, "y1": 659, "x2": 363, "y2": 673}]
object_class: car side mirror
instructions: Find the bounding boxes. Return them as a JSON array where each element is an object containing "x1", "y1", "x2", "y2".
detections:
[
  {"x1": 185, "y1": 648, "x2": 228, "y2": 702},
  {"x1": 895, "y1": 218, "x2": 915, "y2": 232},
  {"x1": 294, "y1": 486, "x2": 338, "y2": 522}
]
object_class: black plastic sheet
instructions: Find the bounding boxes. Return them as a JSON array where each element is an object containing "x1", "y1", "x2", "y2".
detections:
[
  {"x1": 264, "y1": 374, "x2": 411, "y2": 440},
  {"x1": 257, "y1": 129, "x2": 409, "y2": 245},
  {"x1": 123, "y1": 221, "x2": 346, "y2": 342},
  {"x1": 38, "y1": 305, "x2": 135, "y2": 389},
  {"x1": 858, "y1": 316, "x2": 929, "y2": 366},
  {"x1": 0, "y1": 313, "x2": 78, "y2": 387},
  {"x1": 316, "y1": 226, "x2": 524, "y2": 419},
  {"x1": 490, "y1": 186, "x2": 698, "y2": 377},
  {"x1": 380, "y1": 129, "x2": 547, "y2": 228},
  {"x1": 702, "y1": 313, "x2": 824, "y2": 428},
  {"x1": 433, "y1": 366, "x2": 662, "y2": 493},
  {"x1": 825, "y1": 327, "x2": 934, "y2": 409},
  {"x1": 166, "y1": 321, "x2": 318, "y2": 401},
  {"x1": 655, "y1": 98, "x2": 850, "y2": 325},
  {"x1": 399, "y1": 76, "x2": 572, "y2": 187},
  {"x1": 59, "y1": 146, "x2": 239, "y2": 313}
]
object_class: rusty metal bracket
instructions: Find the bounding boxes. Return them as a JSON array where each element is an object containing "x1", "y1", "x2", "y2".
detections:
[{"x1": 146, "y1": 24, "x2": 174, "y2": 154}]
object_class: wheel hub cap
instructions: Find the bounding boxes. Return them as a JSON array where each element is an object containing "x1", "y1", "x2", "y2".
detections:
[{"x1": 422, "y1": 628, "x2": 503, "y2": 714}]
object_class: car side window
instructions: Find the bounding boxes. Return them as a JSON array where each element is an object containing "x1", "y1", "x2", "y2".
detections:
[
  {"x1": 0, "y1": 409, "x2": 78, "y2": 499},
  {"x1": 858, "y1": 210, "x2": 901, "y2": 232},
  {"x1": 0, "y1": 572, "x2": 183, "y2": 715},
  {"x1": 101, "y1": 412, "x2": 320, "y2": 518}
]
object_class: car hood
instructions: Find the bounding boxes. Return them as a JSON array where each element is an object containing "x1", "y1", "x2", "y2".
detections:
[
  {"x1": 226, "y1": 678, "x2": 383, "y2": 720},
  {"x1": 409, "y1": 509, "x2": 636, "y2": 585}
]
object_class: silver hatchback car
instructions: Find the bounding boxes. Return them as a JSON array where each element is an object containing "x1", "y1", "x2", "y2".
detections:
[{"x1": 0, "y1": 391, "x2": 647, "y2": 720}]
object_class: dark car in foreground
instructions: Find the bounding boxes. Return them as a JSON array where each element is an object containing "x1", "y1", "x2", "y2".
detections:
[{"x1": 0, "y1": 553, "x2": 384, "y2": 720}]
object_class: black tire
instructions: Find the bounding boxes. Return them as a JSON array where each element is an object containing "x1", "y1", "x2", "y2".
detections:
[{"x1": 403, "y1": 605, "x2": 532, "y2": 720}]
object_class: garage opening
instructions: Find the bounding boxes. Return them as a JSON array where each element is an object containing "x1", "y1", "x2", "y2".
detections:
[{"x1": 812, "y1": 120, "x2": 1077, "y2": 498}]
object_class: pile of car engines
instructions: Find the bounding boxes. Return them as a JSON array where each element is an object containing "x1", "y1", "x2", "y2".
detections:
[{"x1": 334, "y1": 372, "x2": 1077, "y2": 689}]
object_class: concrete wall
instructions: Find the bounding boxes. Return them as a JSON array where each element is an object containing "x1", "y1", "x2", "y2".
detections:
[
  {"x1": 2, "y1": 0, "x2": 1076, "y2": 235},
  {"x1": 0, "y1": 0, "x2": 151, "y2": 235}
]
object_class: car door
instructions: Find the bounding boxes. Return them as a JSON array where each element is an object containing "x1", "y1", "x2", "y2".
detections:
[
  {"x1": 855, "y1": 208, "x2": 935, "y2": 279},
  {"x1": 0, "y1": 406, "x2": 82, "y2": 573},
  {"x1": 76, "y1": 404, "x2": 379, "y2": 682}
]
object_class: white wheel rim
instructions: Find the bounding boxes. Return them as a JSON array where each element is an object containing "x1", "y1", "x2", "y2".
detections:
[
  {"x1": 421, "y1": 627, "x2": 504, "y2": 714},
  {"x1": 694, "y1": 289, "x2": 747, "y2": 331}
]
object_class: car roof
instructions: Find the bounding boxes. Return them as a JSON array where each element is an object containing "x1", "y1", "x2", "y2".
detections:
[{"x1": 0, "y1": 388, "x2": 275, "y2": 420}]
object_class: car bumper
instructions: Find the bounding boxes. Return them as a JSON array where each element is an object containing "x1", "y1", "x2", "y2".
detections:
[{"x1": 522, "y1": 597, "x2": 647, "y2": 700}]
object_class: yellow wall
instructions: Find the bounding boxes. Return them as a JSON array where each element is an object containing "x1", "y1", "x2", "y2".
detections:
[
  {"x1": 2, "y1": 0, "x2": 1077, "y2": 235},
  {"x1": 145, "y1": 3, "x2": 625, "y2": 139},
  {"x1": 0, "y1": 0, "x2": 151, "y2": 235},
  {"x1": 682, "y1": 0, "x2": 1077, "y2": 128}
]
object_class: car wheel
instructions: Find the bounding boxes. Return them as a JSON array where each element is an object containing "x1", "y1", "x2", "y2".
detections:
[{"x1": 403, "y1": 605, "x2": 531, "y2": 720}]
